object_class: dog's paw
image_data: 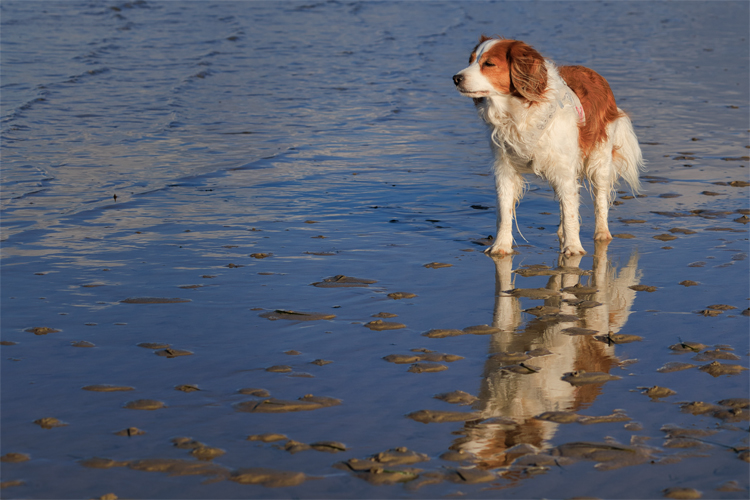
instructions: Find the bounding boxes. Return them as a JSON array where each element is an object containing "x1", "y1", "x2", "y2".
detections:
[
  {"x1": 484, "y1": 244, "x2": 516, "y2": 256},
  {"x1": 593, "y1": 230, "x2": 613, "y2": 241},
  {"x1": 562, "y1": 245, "x2": 586, "y2": 257}
]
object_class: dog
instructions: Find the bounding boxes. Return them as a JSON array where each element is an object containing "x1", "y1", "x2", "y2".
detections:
[{"x1": 453, "y1": 36, "x2": 644, "y2": 256}]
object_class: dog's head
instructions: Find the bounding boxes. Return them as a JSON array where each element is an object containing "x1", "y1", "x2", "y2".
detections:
[{"x1": 452, "y1": 36, "x2": 548, "y2": 103}]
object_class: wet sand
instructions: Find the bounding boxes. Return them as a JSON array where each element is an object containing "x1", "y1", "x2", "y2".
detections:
[{"x1": 1, "y1": 1, "x2": 748, "y2": 499}]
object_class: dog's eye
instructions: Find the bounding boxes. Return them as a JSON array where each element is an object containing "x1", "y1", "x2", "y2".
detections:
[{"x1": 483, "y1": 61, "x2": 496, "y2": 67}]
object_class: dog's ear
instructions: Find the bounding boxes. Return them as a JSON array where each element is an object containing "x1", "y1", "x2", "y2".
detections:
[{"x1": 507, "y1": 41, "x2": 547, "y2": 102}]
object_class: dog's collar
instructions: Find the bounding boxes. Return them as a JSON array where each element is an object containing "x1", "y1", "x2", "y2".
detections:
[{"x1": 528, "y1": 83, "x2": 585, "y2": 147}]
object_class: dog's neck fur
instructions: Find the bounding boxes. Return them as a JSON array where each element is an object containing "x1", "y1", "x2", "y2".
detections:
[{"x1": 476, "y1": 62, "x2": 579, "y2": 161}]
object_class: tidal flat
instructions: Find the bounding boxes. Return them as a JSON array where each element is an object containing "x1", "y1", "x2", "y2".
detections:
[{"x1": 1, "y1": 1, "x2": 748, "y2": 499}]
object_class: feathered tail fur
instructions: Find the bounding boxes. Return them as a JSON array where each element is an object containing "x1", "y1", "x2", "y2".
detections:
[{"x1": 610, "y1": 111, "x2": 644, "y2": 195}]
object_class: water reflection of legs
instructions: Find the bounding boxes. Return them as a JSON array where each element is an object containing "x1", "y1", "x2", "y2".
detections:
[
  {"x1": 492, "y1": 255, "x2": 520, "y2": 334},
  {"x1": 452, "y1": 243, "x2": 641, "y2": 473}
]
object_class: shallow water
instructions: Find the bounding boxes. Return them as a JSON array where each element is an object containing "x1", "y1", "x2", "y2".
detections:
[{"x1": 1, "y1": 1, "x2": 748, "y2": 499}]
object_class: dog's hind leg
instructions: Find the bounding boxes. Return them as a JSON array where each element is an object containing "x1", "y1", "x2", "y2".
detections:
[
  {"x1": 588, "y1": 151, "x2": 616, "y2": 242},
  {"x1": 592, "y1": 177, "x2": 614, "y2": 241}
]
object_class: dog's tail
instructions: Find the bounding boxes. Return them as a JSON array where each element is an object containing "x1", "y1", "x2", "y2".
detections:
[{"x1": 611, "y1": 111, "x2": 645, "y2": 194}]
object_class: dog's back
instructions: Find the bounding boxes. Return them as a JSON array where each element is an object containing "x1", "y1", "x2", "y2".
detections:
[
  {"x1": 559, "y1": 65, "x2": 643, "y2": 196},
  {"x1": 558, "y1": 65, "x2": 622, "y2": 158}
]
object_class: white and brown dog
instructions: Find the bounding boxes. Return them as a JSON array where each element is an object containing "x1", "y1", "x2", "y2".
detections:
[{"x1": 453, "y1": 36, "x2": 644, "y2": 256}]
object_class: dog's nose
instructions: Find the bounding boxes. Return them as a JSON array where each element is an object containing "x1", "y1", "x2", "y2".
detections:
[{"x1": 452, "y1": 74, "x2": 463, "y2": 86}]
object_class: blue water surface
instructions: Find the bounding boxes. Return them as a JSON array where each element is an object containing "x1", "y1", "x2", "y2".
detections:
[{"x1": 1, "y1": 2, "x2": 748, "y2": 499}]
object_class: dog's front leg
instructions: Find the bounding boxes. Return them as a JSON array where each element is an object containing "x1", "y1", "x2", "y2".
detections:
[
  {"x1": 554, "y1": 177, "x2": 586, "y2": 256},
  {"x1": 485, "y1": 165, "x2": 523, "y2": 255}
]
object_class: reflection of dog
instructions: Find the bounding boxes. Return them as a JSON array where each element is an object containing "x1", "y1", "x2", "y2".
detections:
[
  {"x1": 455, "y1": 241, "x2": 641, "y2": 470},
  {"x1": 453, "y1": 36, "x2": 644, "y2": 256}
]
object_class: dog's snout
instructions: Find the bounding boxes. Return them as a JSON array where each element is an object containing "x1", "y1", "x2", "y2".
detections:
[{"x1": 452, "y1": 74, "x2": 464, "y2": 86}]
